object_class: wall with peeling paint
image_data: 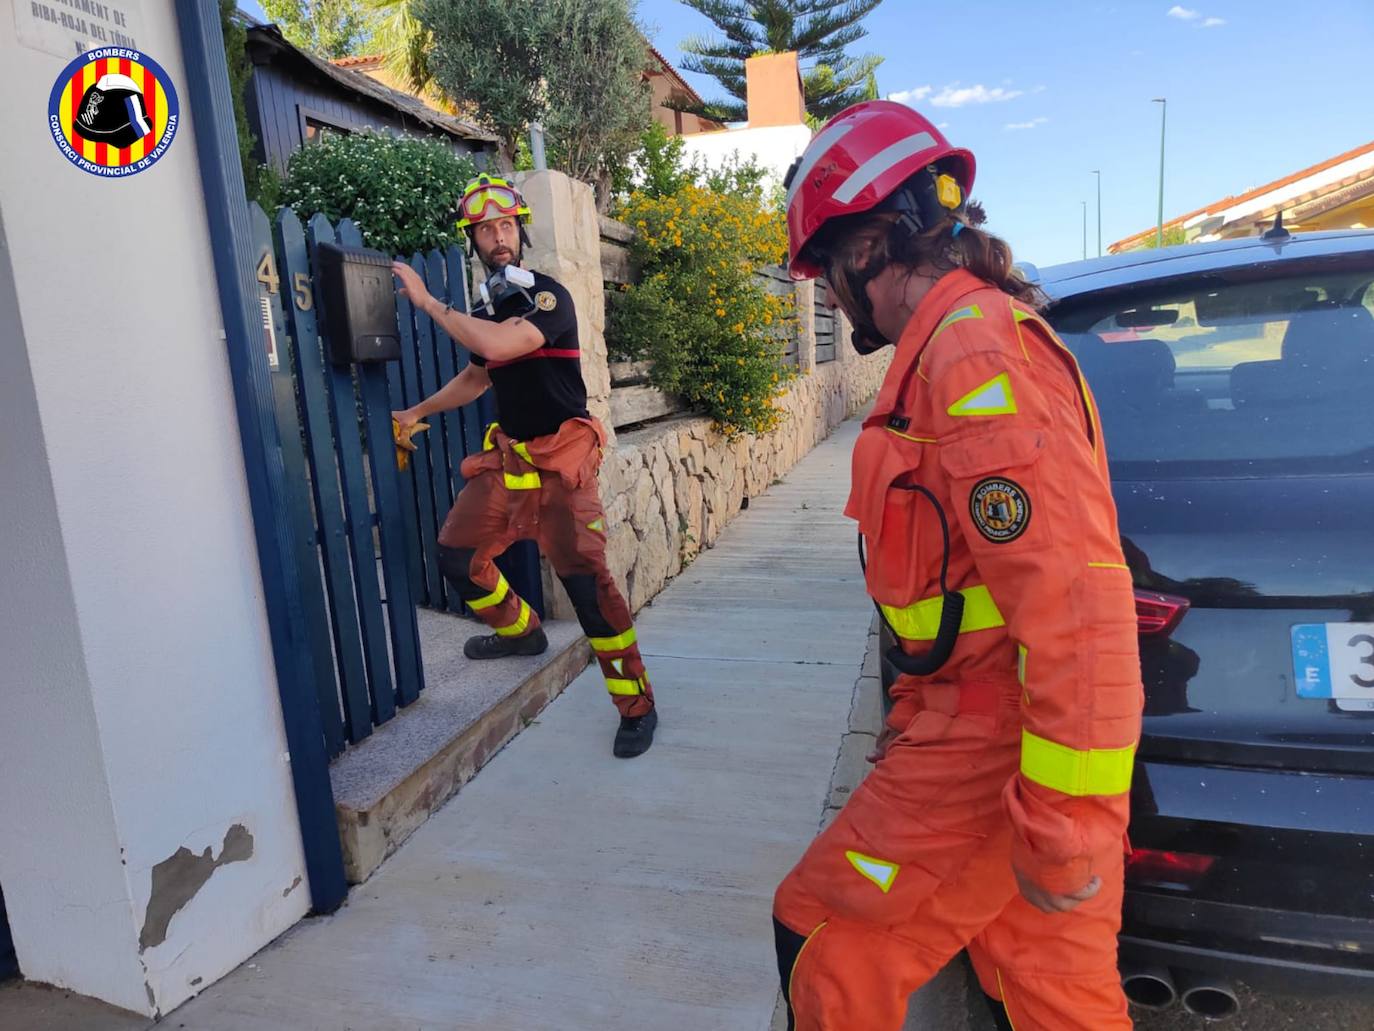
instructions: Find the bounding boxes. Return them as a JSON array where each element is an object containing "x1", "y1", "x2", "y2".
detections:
[{"x1": 0, "y1": 3, "x2": 311, "y2": 1017}]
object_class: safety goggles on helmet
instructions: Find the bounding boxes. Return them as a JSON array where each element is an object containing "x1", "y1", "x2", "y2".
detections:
[
  {"x1": 462, "y1": 184, "x2": 520, "y2": 221},
  {"x1": 454, "y1": 175, "x2": 532, "y2": 230}
]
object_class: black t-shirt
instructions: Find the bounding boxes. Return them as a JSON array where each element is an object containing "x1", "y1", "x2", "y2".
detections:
[{"x1": 468, "y1": 270, "x2": 589, "y2": 441}]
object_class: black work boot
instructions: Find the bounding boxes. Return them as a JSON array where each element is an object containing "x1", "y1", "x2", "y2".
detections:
[
  {"x1": 463, "y1": 627, "x2": 548, "y2": 660},
  {"x1": 613, "y1": 707, "x2": 658, "y2": 758}
]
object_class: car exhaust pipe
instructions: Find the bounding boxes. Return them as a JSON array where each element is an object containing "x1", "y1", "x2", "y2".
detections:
[
  {"x1": 1120, "y1": 964, "x2": 1177, "y2": 1010},
  {"x1": 1174, "y1": 968, "x2": 1240, "y2": 1021}
]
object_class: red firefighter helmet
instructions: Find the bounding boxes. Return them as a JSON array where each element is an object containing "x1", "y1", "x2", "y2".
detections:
[{"x1": 784, "y1": 100, "x2": 976, "y2": 281}]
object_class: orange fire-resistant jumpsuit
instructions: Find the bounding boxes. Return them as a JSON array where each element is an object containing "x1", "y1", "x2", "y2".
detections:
[
  {"x1": 774, "y1": 269, "x2": 1143, "y2": 1030},
  {"x1": 436, "y1": 417, "x2": 654, "y2": 718}
]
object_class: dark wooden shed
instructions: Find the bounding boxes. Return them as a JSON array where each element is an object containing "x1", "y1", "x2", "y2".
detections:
[{"x1": 244, "y1": 24, "x2": 499, "y2": 175}]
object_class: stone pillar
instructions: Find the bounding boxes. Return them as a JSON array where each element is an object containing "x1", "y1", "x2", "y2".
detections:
[{"x1": 515, "y1": 171, "x2": 614, "y2": 440}]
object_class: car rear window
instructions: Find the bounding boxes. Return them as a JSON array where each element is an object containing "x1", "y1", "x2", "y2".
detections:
[{"x1": 1048, "y1": 268, "x2": 1374, "y2": 475}]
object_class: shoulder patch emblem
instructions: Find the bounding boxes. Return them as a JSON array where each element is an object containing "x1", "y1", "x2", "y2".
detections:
[
  {"x1": 948, "y1": 372, "x2": 1017, "y2": 417},
  {"x1": 535, "y1": 290, "x2": 557, "y2": 312},
  {"x1": 970, "y1": 477, "x2": 1031, "y2": 543}
]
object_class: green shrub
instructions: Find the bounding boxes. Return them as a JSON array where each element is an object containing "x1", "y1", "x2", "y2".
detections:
[
  {"x1": 281, "y1": 131, "x2": 475, "y2": 254},
  {"x1": 612, "y1": 184, "x2": 795, "y2": 438}
]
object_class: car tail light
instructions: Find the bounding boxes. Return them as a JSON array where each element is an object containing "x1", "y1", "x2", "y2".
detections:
[
  {"x1": 1125, "y1": 849, "x2": 1216, "y2": 890},
  {"x1": 1135, "y1": 589, "x2": 1190, "y2": 635}
]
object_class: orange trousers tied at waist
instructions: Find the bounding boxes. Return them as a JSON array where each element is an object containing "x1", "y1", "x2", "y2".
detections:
[
  {"x1": 436, "y1": 417, "x2": 654, "y2": 718},
  {"x1": 775, "y1": 270, "x2": 1142, "y2": 1030}
]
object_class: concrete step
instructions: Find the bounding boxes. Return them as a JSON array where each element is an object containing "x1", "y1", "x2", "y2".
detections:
[{"x1": 329, "y1": 615, "x2": 590, "y2": 884}]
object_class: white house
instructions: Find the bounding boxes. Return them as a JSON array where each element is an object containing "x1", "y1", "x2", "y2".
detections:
[{"x1": 678, "y1": 52, "x2": 813, "y2": 192}]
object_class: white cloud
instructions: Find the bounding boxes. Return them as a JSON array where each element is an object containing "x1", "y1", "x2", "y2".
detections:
[
  {"x1": 931, "y1": 84, "x2": 1024, "y2": 108},
  {"x1": 1005, "y1": 117, "x2": 1049, "y2": 130},
  {"x1": 937, "y1": 122, "x2": 950, "y2": 130},
  {"x1": 1168, "y1": 5, "x2": 1199, "y2": 19},
  {"x1": 1202, "y1": 15, "x2": 1226, "y2": 26},
  {"x1": 888, "y1": 86, "x2": 932, "y2": 106}
]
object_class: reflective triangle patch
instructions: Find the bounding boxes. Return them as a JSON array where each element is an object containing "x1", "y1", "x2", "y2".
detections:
[
  {"x1": 611, "y1": 658, "x2": 624, "y2": 675},
  {"x1": 845, "y1": 850, "x2": 899, "y2": 893},
  {"x1": 948, "y1": 372, "x2": 1017, "y2": 417},
  {"x1": 587, "y1": 518, "x2": 606, "y2": 533}
]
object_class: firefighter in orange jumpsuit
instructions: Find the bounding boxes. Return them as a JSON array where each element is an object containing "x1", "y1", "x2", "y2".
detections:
[
  {"x1": 772, "y1": 102, "x2": 1143, "y2": 1029},
  {"x1": 392, "y1": 175, "x2": 657, "y2": 758}
]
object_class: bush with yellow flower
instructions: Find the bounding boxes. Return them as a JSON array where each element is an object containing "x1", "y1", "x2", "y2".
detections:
[{"x1": 610, "y1": 182, "x2": 796, "y2": 438}]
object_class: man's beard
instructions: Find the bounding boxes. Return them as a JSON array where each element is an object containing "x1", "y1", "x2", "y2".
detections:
[{"x1": 480, "y1": 243, "x2": 520, "y2": 270}]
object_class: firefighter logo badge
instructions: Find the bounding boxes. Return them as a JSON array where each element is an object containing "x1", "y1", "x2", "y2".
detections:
[
  {"x1": 536, "y1": 291, "x2": 557, "y2": 312},
  {"x1": 970, "y1": 477, "x2": 1031, "y2": 543},
  {"x1": 49, "y1": 48, "x2": 179, "y2": 178}
]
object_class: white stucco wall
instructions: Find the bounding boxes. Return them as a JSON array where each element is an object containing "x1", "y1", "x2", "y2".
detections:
[
  {"x1": 680, "y1": 123, "x2": 813, "y2": 191},
  {"x1": 0, "y1": 2, "x2": 309, "y2": 1017}
]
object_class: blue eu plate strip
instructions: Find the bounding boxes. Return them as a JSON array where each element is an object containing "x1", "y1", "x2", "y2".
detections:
[{"x1": 1292, "y1": 624, "x2": 1332, "y2": 699}]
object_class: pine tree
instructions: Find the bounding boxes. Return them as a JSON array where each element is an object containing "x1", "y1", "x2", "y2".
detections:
[{"x1": 677, "y1": 0, "x2": 884, "y2": 122}]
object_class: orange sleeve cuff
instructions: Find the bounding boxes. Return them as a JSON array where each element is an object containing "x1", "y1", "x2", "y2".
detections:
[{"x1": 1010, "y1": 837, "x2": 1094, "y2": 896}]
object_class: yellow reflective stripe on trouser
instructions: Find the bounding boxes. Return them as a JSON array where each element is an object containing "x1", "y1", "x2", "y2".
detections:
[
  {"x1": 606, "y1": 675, "x2": 646, "y2": 696},
  {"x1": 880, "y1": 585, "x2": 1005, "y2": 642},
  {"x1": 469, "y1": 574, "x2": 510, "y2": 611},
  {"x1": 1020, "y1": 729, "x2": 1136, "y2": 797},
  {"x1": 494, "y1": 600, "x2": 533, "y2": 637},
  {"x1": 590, "y1": 628, "x2": 638, "y2": 653}
]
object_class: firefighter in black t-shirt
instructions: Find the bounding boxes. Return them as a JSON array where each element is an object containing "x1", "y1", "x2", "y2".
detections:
[{"x1": 392, "y1": 175, "x2": 658, "y2": 758}]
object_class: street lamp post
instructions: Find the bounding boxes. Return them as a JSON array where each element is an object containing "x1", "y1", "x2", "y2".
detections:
[
  {"x1": 1091, "y1": 169, "x2": 1102, "y2": 257},
  {"x1": 1153, "y1": 98, "x2": 1167, "y2": 247},
  {"x1": 1081, "y1": 200, "x2": 1088, "y2": 260}
]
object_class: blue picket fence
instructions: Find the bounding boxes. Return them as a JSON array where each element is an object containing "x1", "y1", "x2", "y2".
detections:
[{"x1": 249, "y1": 204, "x2": 543, "y2": 758}]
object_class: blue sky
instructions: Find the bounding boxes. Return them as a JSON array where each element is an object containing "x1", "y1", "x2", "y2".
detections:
[
  {"x1": 240, "y1": 1, "x2": 1374, "y2": 267},
  {"x1": 638, "y1": 0, "x2": 1374, "y2": 266}
]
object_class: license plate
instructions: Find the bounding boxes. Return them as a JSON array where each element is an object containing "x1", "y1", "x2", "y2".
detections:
[{"x1": 1293, "y1": 624, "x2": 1374, "y2": 710}]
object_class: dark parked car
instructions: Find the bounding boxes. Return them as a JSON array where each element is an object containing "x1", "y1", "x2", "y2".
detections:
[
  {"x1": 1044, "y1": 230, "x2": 1374, "y2": 1018},
  {"x1": 883, "y1": 229, "x2": 1374, "y2": 1021}
]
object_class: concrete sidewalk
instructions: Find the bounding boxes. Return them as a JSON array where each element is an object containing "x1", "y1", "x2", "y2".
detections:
[{"x1": 158, "y1": 418, "x2": 873, "y2": 1031}]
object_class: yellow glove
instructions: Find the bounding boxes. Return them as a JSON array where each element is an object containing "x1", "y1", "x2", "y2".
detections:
[{"x1": 393, "y1": 417, "x2": 429, "y2": 472}]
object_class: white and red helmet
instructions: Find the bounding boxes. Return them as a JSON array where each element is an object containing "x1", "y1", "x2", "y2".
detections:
[{"x1": 784, "y1": 100, "x2": 976, "y2": 281}]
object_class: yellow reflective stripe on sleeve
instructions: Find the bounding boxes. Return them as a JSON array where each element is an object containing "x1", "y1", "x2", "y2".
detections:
[
  {"x1": 483, "y1": 422, "x2": 500, "y2": 451},
  {"x1": 590, "y1": 628, "x2": 638, "y2": 653},
  {"x1": 1011, "y1": 300, "x2": 1034, "y2": 362},
  {"x1": 505, "y1": 440, "x2": 541, "y2": 488},
  {"x1": 1017, "y1": 644, "x2": 1028, "y2": 686},
  {"x1": 948, "y1": 372, "x2": 1017, "y2": 417},
  {"x1": 1020, "y1": 729, "x2": 1136, "y2": 797},
  {"x1": 1089, "y1": 561, "x2": 1129, "y2": 571},
  {"x1": 494, "y1": 600, "x2": 532, "y2": 637},
  {"x1": 933, "y1": 304, "x2": 983, "y2": 338},
  {"x1": 469, "y1": 574, "x2": 510, "y2": 611},
  {"x1": 605, "y1": 675, "x2": 646, "y2": 696},
  {"x1": 879, "y1": 585, "x2": 1005, "y2": 641}
]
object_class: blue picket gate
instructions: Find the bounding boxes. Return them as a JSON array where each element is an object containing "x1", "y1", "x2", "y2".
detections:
[{"x1": 248, "y1": 204, "x2": 543, "y2": 758}]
